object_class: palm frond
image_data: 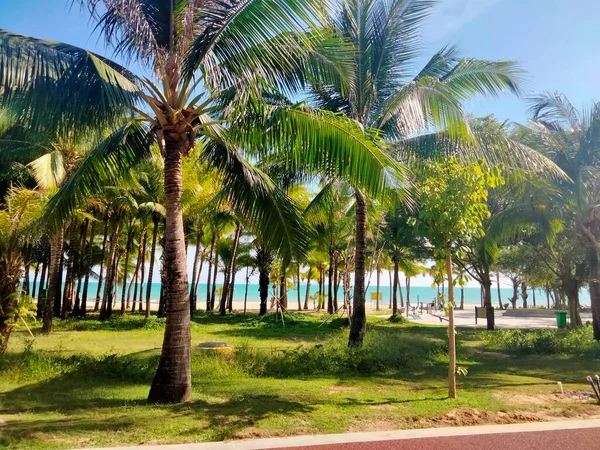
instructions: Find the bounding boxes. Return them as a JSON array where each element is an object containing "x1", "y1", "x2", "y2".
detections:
[
  {"x1": 28, "y1": 151, "x2": 66, "y2": 191},
  {"x1": 527, "y1": 92, "x2": 581, "y2": 133},
  {"x1": 201, "y1": 138, "x2": 311, "y2": 264},
  {"x1": 0, "y1": 30, "x2": 139, "y2": 132},
  {"x1": 44, "y1": 121, "x2": 153, "y2": 226},
  {"x1": 441, "y1": 59, "x2": 524, "y2": 100},
  {"x1": 238, "y1": 104, "x2": 412, "y2": 203}
]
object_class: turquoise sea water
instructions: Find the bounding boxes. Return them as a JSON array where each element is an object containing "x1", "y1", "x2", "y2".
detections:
[{"x1": 27, "y1": 281, "x2": 591, "y2": 307}]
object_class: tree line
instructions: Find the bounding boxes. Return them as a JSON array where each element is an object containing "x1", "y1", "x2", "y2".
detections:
[{"x1": 0, "y1": 0, "x2": 598, "y2": 403}]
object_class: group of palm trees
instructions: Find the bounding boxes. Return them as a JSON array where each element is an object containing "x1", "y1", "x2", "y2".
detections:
[{"x1": 0, "y1": 0, "x2": 598, "y2": 404}]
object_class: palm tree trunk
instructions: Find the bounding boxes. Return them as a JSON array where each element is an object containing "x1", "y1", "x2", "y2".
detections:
[
  {"x1": 36, "y1": 262, "x2": 47, "y2": 320},
  {"x1": 31, "y1": 264, "x2": 40, "y2": 299},
  {"x1": 532, "y1": 288, "x2": 536, "y2": 307},
  {"x1": 349, "y1": 190, "x2": 367, "y2": 347},
  {"x1": 388, "y1": 270, "x2": 392, "y2": 309},
  {"x1": 148, "y1": 143, "x2": 191, "y2": 404},
  {"x1": 146, "y1": 215, "x2": 159, "y2": 318},
  {"x1": 130, "y1": 245, "x2": 142, "y2": 312},
  {"x1": 496, "y1": 272, "x2": 502, "y2": 309},
  {"x1": 333, "y1": 256, "x2": 340, "y2": 311},
  {"x1": 392, "y1": 259, "x2": 399, "y2": 316},
  {"x1": 158, "y1": 251, "x2": 168, "y2": 317},
  {"x1": 194, "y1": 253, "x2": 205, "y2": 311},
  {"x1": 100, "y1": 221, "x2": 121, "y2": 321},
  {"x1": 121, "y1": 223, "x2": 133, "y2": 314},
  {"x1": 80, "y1": 221, "x2": 96, "y2": 318},
  {"x1": 210, "y1": 251, "x2": 218, "y2": 312},
  {"x1": 220, "y1": 223, "x2": 241, "y2": 315},
  {"x1": 328, "y1": 251, "x2": 335, "y2": 314},
  {"x1": 398, "y1": 273, "x2": 404, "y2": 309},
  {"x1": 406, "y1": 277, "x2": 411, "y2": 305},
  {"x1": 205, "y1": 234, "x2": 216, "y2": 312},
  {"x1": 95, "y1": 213, "x2": 110, "y2": 312},
  {"x1": 482, "y1": 272, "x2": 495, "y2": 330},
  {"x1": 303, "y1": 270, "x2": 311, "y2": 310},
  {"x1": 62, "y1": 222, "x2": 78, "y2": 319},
  {"x1": 521, "y1": 281, "x2": 528, "y2": 308},
  {"x1": 297, "y1": 265, "x2": 302, "y2": 311},
  {"x1": 42, "y1": 229, "x2": 64, "y2": 333},
  {"x1": 375, "y1": 260, "x2": 381, "y2": 312},
  {"x1": 259, "y1": 265, "x2": 269, "y2": 316},
  {"x1": 446, "y1": 250, "x2": 457, "y2": 399},
  {"x1": 244, "y1": 266, "x2": 250, "y2": 315},
  {"x1": 189, "y1": 228, "x2": 203, "y2": 313},
  {"x1": 317, "y1": 267, "x2": 323, "y2": 311},
  {"x1": 138, "y1": 230, "x2": 147, "y2": 313},
  {"x1": 588, "y1": 242, "x2": 600, "y2": 340}
]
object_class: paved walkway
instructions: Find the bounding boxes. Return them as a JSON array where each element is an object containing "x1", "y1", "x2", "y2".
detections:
[
  {"x1": 83, "y1": 419, "x2": 600, "y2": 450},
  {"x1": 406, "y1": 309, "x2": 593, "y2": 329}
]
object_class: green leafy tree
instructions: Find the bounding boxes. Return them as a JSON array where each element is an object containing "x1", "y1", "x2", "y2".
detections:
[{"x1": 414, "y1": 157, "x2": 503, "y2": 398}]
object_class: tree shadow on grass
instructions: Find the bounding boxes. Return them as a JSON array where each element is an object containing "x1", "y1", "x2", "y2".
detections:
[{"x1": 0, "y1": 394, "x2": 313, "y2": 447}]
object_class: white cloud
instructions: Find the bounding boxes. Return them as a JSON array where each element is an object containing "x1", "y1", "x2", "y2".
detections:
[{"x1": 424, "y1": 0, "x2": 504, "y2": 42}]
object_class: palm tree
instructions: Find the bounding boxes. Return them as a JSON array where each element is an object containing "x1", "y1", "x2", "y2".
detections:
[
  {"x1": 0, "y1": 187, "x2": 45, "y2": 351},
  {"x1": 1, "y1": 1, "x2": 403, "y2": 403},
  {"x1": 306, "y1": 0, "x2": 527, "y2": 346},
  {"x1": 515, "y1": 93, "x2": 600, "y2": 337}
]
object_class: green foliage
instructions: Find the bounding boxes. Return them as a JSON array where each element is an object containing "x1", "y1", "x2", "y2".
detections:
[
  {"x1": 415, "y1": 157, "x2": 504, "y2": 256},
  {"x1": 483, "y1": 326, "x2": 600, "y2": 356},
  {"x1": 231, "y1": 328, "x2": 445, "y2": 377}
]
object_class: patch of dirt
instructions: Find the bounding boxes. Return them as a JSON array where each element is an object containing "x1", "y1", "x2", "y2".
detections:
[
  {"x1": 348, "y1": 416, "x2": 400, "y2": 432},
  {"x1": 233, "y1": 427, "x2": 312, "y2": 439},
  {"x1": 413, "y1": 408, "x2": 541, "y2": 427},
  {"x1": 495, "y1": 390, "x2": 597, "y2": 406},
  {"x1": 327, "y1": 385, "x2": 360, "y2": 395},
  {"x1": 349, "y1": 404, "x2": 600, "y2": 433}
]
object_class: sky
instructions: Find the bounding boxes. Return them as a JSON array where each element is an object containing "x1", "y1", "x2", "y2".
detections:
[
  {"x1": 3, "y1": 0, "x2": 600, "y2": 286},
  {"x1": 3, "y1": 0, "x2": 600, "y2": 124}
]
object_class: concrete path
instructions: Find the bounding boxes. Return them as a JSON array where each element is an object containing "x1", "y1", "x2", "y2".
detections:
[
  {"x1": 81, "y1": 419, "x2": 600, "y2": 450},
  {"x1": 407, "y1": 309, "x2": 593, "y2": 329}
]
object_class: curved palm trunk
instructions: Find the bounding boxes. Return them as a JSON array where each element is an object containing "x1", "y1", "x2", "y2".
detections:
[
  {"x1": 349, "y1": 190, "x2": 367, "y2": 347},
  {"x1": 42, "y1": 229, "x2": 64, "y2": 333},
  {"x1": 148, "y1": 145, "x2": 191, "y2": 404},
  {"x1": 193, "y1": 253, "x2": 205, "y2": 310},
  {"x1": 333, "y1": 256, "x2": 340, "y2": 311},
  {"x1": 95, "y1": 214, "x2": 110, "y2": 312},
  {"x1": 521, "y1": 281, "x2": 528, "y2": 308},
  {"x1": 406, "y1": 277, "x2": 411, "y2": 305},
  {"x1": 146, "y1": 215, "x2": 159, "y2": 318},
  {"x1": 279, "y1": 266, "x2": 288, "y2": 310},
  {"x1": 244, "y1": 267, "x2": 250, "y2": 315},
  {"x1": 328, "y1": 251, "x2": 335, "y2": 314}
]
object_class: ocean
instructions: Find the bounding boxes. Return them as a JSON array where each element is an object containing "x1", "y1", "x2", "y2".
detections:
[{"x1": 26, "y1": 281, "x2": 591, "y2": 307}]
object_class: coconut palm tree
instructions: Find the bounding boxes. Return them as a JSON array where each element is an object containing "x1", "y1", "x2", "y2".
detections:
[
  {"x1": 1, "y1": 0, "x2": 402, "y2": 403},
  {"x1": 305, "y1": 0, "x2": 530, "y2": 346},
  {"x1": 514, "y1": 93, "x2": 600, "y2": 337}
]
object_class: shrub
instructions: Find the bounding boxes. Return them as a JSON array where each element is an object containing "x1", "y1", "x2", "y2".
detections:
[{"x1": 483, "y1": 325, "x2": 600, "y2": 356}]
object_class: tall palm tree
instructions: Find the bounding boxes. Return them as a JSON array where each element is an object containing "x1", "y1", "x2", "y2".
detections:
[
  {"x1": 307, "y1": 0, "x2": 526, "y2": 346},
  {"x1": 1, "y1": 1, "x2": 400, "y2": 403}
]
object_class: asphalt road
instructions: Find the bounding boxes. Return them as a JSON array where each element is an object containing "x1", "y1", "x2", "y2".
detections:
[{"x1": 271, "y1": 428, "x2": 600, "y2": 450}]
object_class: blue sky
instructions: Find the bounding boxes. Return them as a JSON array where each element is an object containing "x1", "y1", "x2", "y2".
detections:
[{"x1": 2, "y1": 0, "x2": 600, "y2": 124}]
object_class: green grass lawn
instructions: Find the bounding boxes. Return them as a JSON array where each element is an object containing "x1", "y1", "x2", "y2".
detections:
[{"x1": 1, "y1": 313, "x2": 600, "y2": 449}]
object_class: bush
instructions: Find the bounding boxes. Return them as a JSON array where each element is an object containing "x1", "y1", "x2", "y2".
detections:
[
  {"x1": 224, "y1": 328, "x2": 446, "y2": 378},
  {"x1": 483, "y1": 325, "x2": 600, "y2": 356}
]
